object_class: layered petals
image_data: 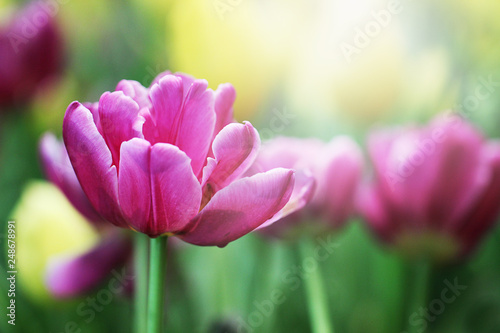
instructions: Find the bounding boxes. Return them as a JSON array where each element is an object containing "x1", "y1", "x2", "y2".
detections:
[
  {"x1": 62, "y1": 71, "x2": 300, "y2": 243},
  {"x1": 98, "y1": 91, "x2": 143, "y2": 166},
  {"x1": 39, "y1": 133, "x2": 102, "y2": 224},
  {"x1": 257, "y1": 169, "x2": 316, "y2": 230},
  {"x1": 118, "y1": 139, "x2": 202, "y2": 237},
  {"x1": 360, "y1": 114, "x2": 500, "y2": 260},
  {"x1": 180, "y1": 168, "x2": 294, "y2": 247},
  {"x1": 214, "y1": 83, "x2": 237, "y2": 135},
  {"x1": 63, "y1": 102, "x2": 126, "y2": 227},
  {"x1": 202, "y1": 122, "x2": 260, "y2": 193},
  {"x1": 250, "y1": 136, "x2": 363, "y2": 238},
  {"x1": 116, "y1": 79, "x2": 151, "y2": 109},
  {"x1": 149, "y1": 76, "x2": 215, "y2": 175}
]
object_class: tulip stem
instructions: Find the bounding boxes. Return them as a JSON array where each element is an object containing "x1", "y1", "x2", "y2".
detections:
[
  {"x1": 405, "y1": 259, "x2": 432, "y2": 333},
  {"x1": 134, "y1": 233, "x2": 149, "y2": 333},
  {"x1": 147, "y1": 236, "x2": 168, "y2": 333},
  {"x1": 298, "y1": 237, "x2": 334, "y2": 333}
]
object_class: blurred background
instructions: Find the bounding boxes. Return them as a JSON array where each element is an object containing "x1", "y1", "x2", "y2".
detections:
[{"x1": 1, "y1": 0, "x2": 500, "y2": 332}]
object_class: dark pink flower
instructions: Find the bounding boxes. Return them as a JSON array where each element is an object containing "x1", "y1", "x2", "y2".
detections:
[
  {"x1": 359, "y1": 114, "x2": 500, "y2": 260},
  {"x1": 63, "y1": 72, "x2": 303, "y2": 246},
  {"x1": 249, "y1": 136, "x2": 363, "y2": 238},
  {"x1": 0, "y1": 1, "x2": 63, "y2": 109}
]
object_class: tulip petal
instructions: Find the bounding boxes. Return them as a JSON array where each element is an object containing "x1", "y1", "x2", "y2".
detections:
[
  {"x1": 116, "y1": 79, "x2": 151, "y2": 109},
  {"x1": 180, "y1": 168, "x2": 294, "y2": 247},
  {"x1": 45, "y1": 233, "x2": 132, "y2": 298},
  {"x1": 83, "y1": 102, "x2": 100, "y2": 128},
  {"x1": 118, "y1": 138, "x2": 153, "y2": 234},
  {"x1": 257, "y1": 169, "x2": 315, "y2": 230},
  {"x1": 456, "y1": 143, "x2": 500, "y2": 254},
  {"x1": 150, "y1": 143, "x2": 202, "y2": 237},
  {"x1": 63, "y1": 102, "x2": 126, "y2": 227},
  {"x1": 150, "y1": 76, "x2": 216, "y2": 175},
  {"x1": 151, "y1": 71, "x2": 195, "y2": 96},
  {"x1": 118, "y1": 139, "x2": 202, "y2": 237},
  {"x1": 98, "y1": 91, "x2": 143, "y2": 166},
  {"x1": 424, "y1": 118, "x2": 484, "y2": 226},
  {"x1": 214, "y1": 83, "x2": 236, "y2": 134},
  {"x1": 148, "y1": 75, "x2": 184, "y2": 144},
  {"x1": 318, "y1": 137, "x2": 363, "y2": 226},
  {"x1": 39, "y1": 133, "x2": 102, "y2": 224},
  {"x1": 202, "y1": 122, "x2": 260, "y2": 193},
  {"x1": 356, "y1": 185, "x2": 395, "y2": 241}
]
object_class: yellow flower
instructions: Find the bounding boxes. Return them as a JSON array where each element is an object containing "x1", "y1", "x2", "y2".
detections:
[{"x1": 11, "y1": 181, "x2": 98, "y2": 301}]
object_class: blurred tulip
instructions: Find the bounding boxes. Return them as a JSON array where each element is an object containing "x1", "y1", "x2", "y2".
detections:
[
  {"x1": 11, "y1": 181, "x2": 98, "y2": 300},
  {"x1": 63, "y1": 71, "x2": 310, "y2": 246},
  {"x1": 249, "y1": 136, "x2": 363, "y2": 239},
  {"x1": 39, "y1": 133, "x2": 133, "y2": 298},
  {"x1": 359, "y1": 113, "x2": 500, "y2": 261},
  {"x1": 0, "y1": 0, "x2": 63, "y2": 109},
  {"x1": 45, "y1": 232, "x2": 132, "y2": 298}
]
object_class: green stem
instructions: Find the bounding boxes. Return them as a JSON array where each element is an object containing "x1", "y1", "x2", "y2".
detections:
[
  {"x1": 405, "y1": 259, "x2": 432, "y2": 333},
  {"x1": 134, "y1": 233, "x2": 149, "y2": 333},
  {"x1": 147, "y1": 236, "x2": 168, "y2": 333},
  {"x1": 298, "y1": 237, "x2": 334, "y2": 333}
]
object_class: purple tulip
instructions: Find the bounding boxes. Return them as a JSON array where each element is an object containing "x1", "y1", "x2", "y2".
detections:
[
  {"x1": 359, "y1": 114, "x2": 500, "y2": 260},
  {"x1": 63, "y1": 71, "x2": 306, "y2": 246},
  {"x1": 249, "y1": 136, "x2": 363, "y2": 238},
  {"x1": 39, "y1": 133, "x2": 104, "y2": 225},
  {"x1": 39, "y1": 133, "x2": 133, "y2": 297},
  {"x1": 45, "y1": 232, "x2": 132, "y2": 298},
  {"x1": 0, "y1": 1, "x2": 63, "y2": 109}
]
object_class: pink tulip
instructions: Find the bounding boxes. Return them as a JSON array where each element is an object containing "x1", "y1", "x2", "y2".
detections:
[
  {"x1": 0, "y1": 1, "x2": 63, "y2": 109},
  {"x1": 40, "y1": 133, "x2": 104, "y2": 225},
  {"x1": 249, "y1": 136, "x2": 363, "y2": 238},
  {"x1": 45, "y1": 232, "x2": 132, "y2": 298},
  {"x1": 63, "y1": 72, "x2": 305, "y2": 246},
  {"x1": 39, "y1": 133, "x2": 132, "y2": 297},
  {"x1": 359, "y1": 113, "x2": 500, "y2": 260}
]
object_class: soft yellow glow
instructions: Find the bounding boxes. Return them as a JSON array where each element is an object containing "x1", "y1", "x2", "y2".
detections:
[
  {"x1": 167, "y1": 0, "x2": 299, "y2": 121},
  {"x1": 11, "y1": 181, "x2": 98, "y2": 301}
]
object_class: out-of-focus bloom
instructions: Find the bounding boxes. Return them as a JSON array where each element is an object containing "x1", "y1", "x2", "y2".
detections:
[
  {"x1": 11, "y1": 181, "x2": 98, "y2": 300},
  {"x1": 0, "y1": 0, "x2": 63, "y2": 109},
  {"x1": 39, "y1": 133, "x2": 133, "y2": 298},
  {"x1": 45, "y1": 231, "x2": 132, "y2": 298},
  {"x1": 249, "y1": 136, "x2": 363, "y2": 239},
  {"x1": 359, "y1": 114, "x2": 500, "y2": 261},
  {"x1": 63, "y1": 71, "x2": 312, "y2": 246}
]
